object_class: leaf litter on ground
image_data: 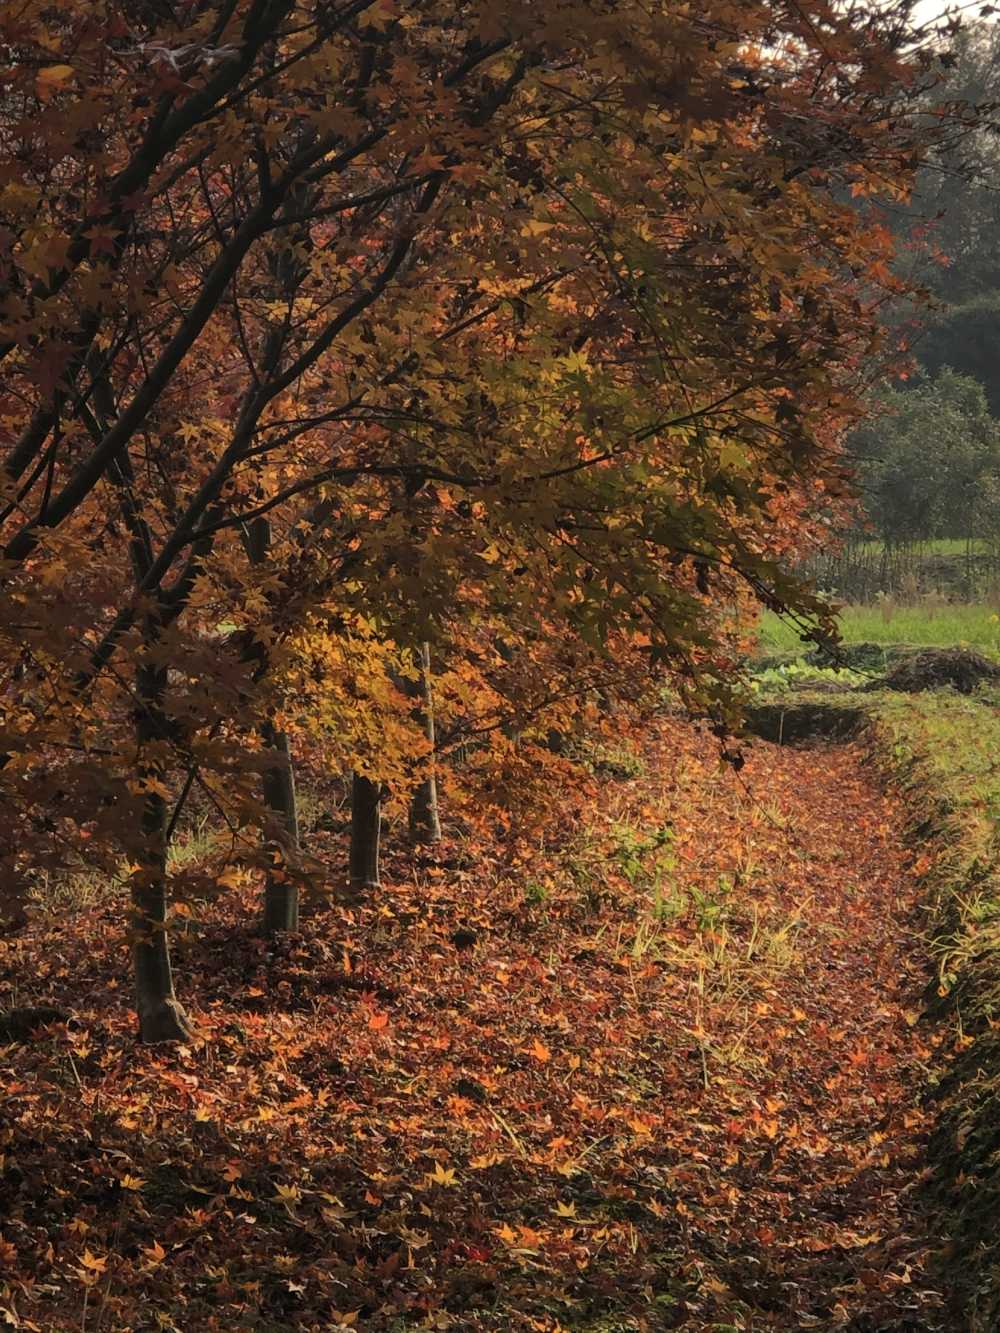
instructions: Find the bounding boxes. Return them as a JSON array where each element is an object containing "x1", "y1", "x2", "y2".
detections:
[{"x1": 0, "y1": 717, "x2": 959, "y2": 1330}]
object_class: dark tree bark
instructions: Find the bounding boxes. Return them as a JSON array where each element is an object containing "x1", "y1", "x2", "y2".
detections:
[
  {"x1": 132, "y1": 643, "x2": 192, "y2": 1043},
  {"x1": 408, "y1": 642, "x2": 441, "y2": 843},
  {"x1": 261, "y1": 721, "x2": 300, "y2": 933},
  {"x1": 246, "y1": 516, "x2": 302, "y2": 934},
  {"x1": 350, "y1": 773, "x2": 383, "y2": 890}
]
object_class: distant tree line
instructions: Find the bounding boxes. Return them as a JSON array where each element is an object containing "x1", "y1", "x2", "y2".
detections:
[
  {"x1": 845, "y1": 20, "x2": 1000, "y2": 560},
  {"x1": 851, "y1": 370, "x2": 1000, "y2": 548}
]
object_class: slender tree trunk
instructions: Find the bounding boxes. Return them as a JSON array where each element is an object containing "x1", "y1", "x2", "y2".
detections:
[
  {"x1": 235, "y1": 160, "x2": 315, "y2": 929},
  {"x1": 245, "y1": 516, "x2": 302, "y2": 933},
  {"x1": 97, "y1": 385, "x2": 189, "y2": 1040},
  {"x1": 132, "y1": 649, "x2": 192, "y2": 1043},
  {"x1": 261, "y1": 721, "x2": 300, "y2": 933},
  {"x1": 350, "y1": 773, "x2": 382, "y2": 890},
  {"x1": 408, "y1": 641, "x2": 441, "y2": 843}
]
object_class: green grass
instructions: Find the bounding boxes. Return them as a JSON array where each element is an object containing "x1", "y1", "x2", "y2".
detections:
[
  {"x1": 757, "y1": 604, "x2": 1000, "y2": 654},
  {"x1": 870, "y1": 689, "x2": 1000, "y2": 914},
  {"x1": 844, "y1": 537, "x2": 988, "y2": 558}
]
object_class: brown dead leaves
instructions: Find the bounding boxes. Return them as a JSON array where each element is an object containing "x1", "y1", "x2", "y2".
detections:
[{"x1": 0, "y1": 718, "x2": 958, "y2": 1329}]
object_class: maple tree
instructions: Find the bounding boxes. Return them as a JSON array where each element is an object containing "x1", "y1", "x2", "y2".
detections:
[
  {"x1": 0, "y1": 0, "x2": 947, "y2": 1044},
  {"x1": 0, "y1": 3, "x2": 989, "y2": 1327}
]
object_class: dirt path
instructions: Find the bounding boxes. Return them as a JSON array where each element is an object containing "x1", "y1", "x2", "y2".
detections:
[{"x1": 678, "y1": 735, "x2": 954, "y2": 1330}]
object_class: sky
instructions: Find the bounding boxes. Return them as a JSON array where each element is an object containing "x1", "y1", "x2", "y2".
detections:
[{"x1": 911, "y1": 0, "x2": 988, "y2": 29}]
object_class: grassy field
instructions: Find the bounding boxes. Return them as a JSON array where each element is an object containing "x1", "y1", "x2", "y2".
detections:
[
  {"x1": 843, "y1": 537, "x2": 988, "y2": 558},
  {"x1": 758, "y1": 604, "x2": 1000, "y2": 655},
  {"x1": 871, "y1": 690, "x2": 1000, "y2": 915}
]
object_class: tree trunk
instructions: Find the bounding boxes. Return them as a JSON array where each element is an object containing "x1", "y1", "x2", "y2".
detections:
[
  {"x1": 132, "y1": 652, "x2": 192, "y2": 1043},
  {"x1": 261, "y1": 721, "x2": 300, "y2": 933},
  {"x1": 350, "y1": 773, "x2": 382, "y2": 890},
  {"x1": 245, "y1": 516, "x2": 302, "y2": 933},
  {"x1": 408, "y1": 641, "x2": 441, "y2": 843}
]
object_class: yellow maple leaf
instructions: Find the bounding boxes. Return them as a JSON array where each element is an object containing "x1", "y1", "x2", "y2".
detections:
[
  {"x1": 426, "y1": 1162, "x2": 457, "y2": 1187},
  {"x1": 143, "y1": 1240, "x2": 166, "y2": 1266},
  {"x1": 36, "y1": 65, "x2": 74, "y2": 101}
]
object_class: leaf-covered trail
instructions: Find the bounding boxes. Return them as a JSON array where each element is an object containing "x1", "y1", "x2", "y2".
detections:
[
  {"x1": 0, "y1": 721, "x2": 957, "y2": 1330},
  {"x1": 682, "y1": 735, "x2": 953, "y2": 1330}
]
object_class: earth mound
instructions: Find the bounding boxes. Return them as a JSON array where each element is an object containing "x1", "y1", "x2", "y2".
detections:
[{"x1": 877, "y1": 647, "x2": 1000, "y2": 695}]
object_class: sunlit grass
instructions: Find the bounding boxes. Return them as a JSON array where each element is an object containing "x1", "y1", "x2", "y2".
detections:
[
  {"x1": 758, "y1": 604, "x2": 1000, "y2": 655},
  {"x1": 845, "y1": 537, "x2": 987, "y2": 558},
  {"x1": 869, "y1": 688, "x2": 1000, "y2": 987}
]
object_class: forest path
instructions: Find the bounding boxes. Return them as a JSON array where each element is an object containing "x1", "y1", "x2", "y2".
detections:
[
  {"x1": 675, "y1": 734, "x2": 955, "y2": 1330},
  {"x1": 0, "y1": 723, "x2": 960, "y2": 1331}
]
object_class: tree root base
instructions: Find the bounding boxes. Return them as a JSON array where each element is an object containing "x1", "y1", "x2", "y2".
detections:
[{"x1": 138, "y1": 997, "x2": 193, "y2": 1043}]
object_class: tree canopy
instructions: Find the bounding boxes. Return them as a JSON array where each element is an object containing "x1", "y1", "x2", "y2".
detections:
[
  {"x1": 850, "y1": 368, "x2": 1000, "y2": 546},
  {"x1": 0, "y1": 0, "x2": 945, "y2": 1035}
]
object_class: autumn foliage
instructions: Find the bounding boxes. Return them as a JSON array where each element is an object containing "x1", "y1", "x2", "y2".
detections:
[
  {"x1": 0, "y1": 0, "x2": 943, "y2": 1040},
  {"x1": 0, "y1": 0, "x2": 973, "y2": 1326}
]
